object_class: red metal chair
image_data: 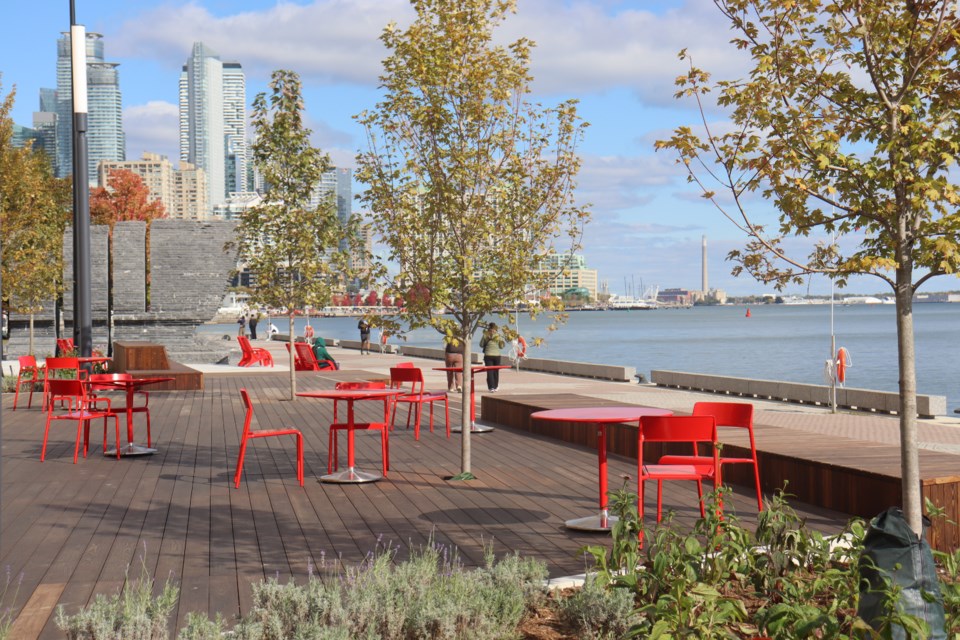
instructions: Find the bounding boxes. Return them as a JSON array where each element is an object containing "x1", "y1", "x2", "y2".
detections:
[
  {"x1": 658, "y1": 402, "x2": 761, "y2": 510},
  {"x1": 638, "y1": 415, "x2": 720, "y2": 526},
  {"x1": 13, "y1": 355, "x2": 44, "y2": 410},
  {"x1": 234, "y1": 388, "x2": 303, "y2": 488},
  {"x1": 56, "y1": 337, "x2": 75, "y2": 355},
  {"x1": 88, "y1": 373, "x2": 154, "y2": 448},
  {"x1": 389, "y1": 367, "x2": 449, "y2": 440},
  {"x1": 329, "y1": 382, "x2": 392, "y2": 476},
  {"x1": 293, "y1": 341, "x2": 335, "y2": 371},
  {"x1": 237, "y1": 336, "x2": 274, "y2": 367},
  {"x1": 41, "y1": 356, "x2": 84, "y2": 410},
  {"x1": 41, "y1": 378, "x2": 120, "y2": 463}
]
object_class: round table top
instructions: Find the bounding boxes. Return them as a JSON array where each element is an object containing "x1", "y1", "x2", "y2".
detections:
[
  {"x1": 531, "y1": 406, "x2": 673, "y2": 423},
  {"x1": 296, "y1": 389, "x2": 404, "y2": 400}
]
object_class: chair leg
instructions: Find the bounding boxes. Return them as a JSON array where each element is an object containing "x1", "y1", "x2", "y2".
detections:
[
  {"x1": 413, "y1": 405, "x2": 422, "y2": 440},
  {"x1": 328, "y1": 428, "x2": 338, "y2": 473},
  {"x1": 656, "y1": 480, "x2": 664, "y2": 522},
  {"x1": 41, "y1": 414, "x2": 53, "y2": 461},
  {"x1": 234, "y1": 437, "x2": 249, "y2": 488},
  {"x1": 380, "y1": 425, "x2": 390, "y2": 477},
  {"x1": 13, "y1": 378, "x2": 21, "y2": 411},
  {"x1": 428, "y1": 403, "x2": 435, "y2": 433},
  {"x1": 145, "y1": 410, "x2": 152, "y2": 448},
  {"x1": 637, "y1": 473, "x2": 646, "y2": 546},
  {"x1": 296, "y1": 433, "x2": 304, "y2": 486},
  {"x1": 444, "y1": 400, "x2": 450, "y2": 438},
  {"x1": 752, "y1": 462, "x2": 763, "y2": 511},
  {"x1": 74, "y1": 420, "x2": 85, "y2": 464}
]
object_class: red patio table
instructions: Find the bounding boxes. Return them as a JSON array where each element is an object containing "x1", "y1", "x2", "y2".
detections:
[
  {"x1": 531, "y1": 406, "x2": 673, "y2": 532},
  {"x1": 433, "y1": 364, "x2": 512, "y2": 433},
  {"x1": 296, "y1": 389, "x2": 404, "y2": 483},
  {"x1": 94, "y1": 376, "x2": 173, "y2": 456}
]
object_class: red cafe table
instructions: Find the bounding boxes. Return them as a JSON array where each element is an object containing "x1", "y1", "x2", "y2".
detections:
[
  {"x1": 531, "y1": 406, "x2": 673, "y2": 532},
  {"x1": 95, "y1": 376, "x2": 173, "y2": 456},
  {"x1": 296, "y1": 389, "x2": 404, "y2": 483},
  {"x1": 433, "y1": 364, "x2": 512, "y2": 433}
]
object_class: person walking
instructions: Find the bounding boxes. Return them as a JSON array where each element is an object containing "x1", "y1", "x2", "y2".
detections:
[
  {"x1": 237, "y1": 313, "x2": 247, "y2": 337},
  {"x1": 249, "y1": 312, "x2": 260, "y2": 340},
  {"x1": 444, "y1": 339, "x2": 464, "y2": 392},
  {"x1": 358, "y1": 319, "x2": 371, "y2": 355},
  {"x1": 479, "y1": 322, "x2": 505, "y2": 392}
]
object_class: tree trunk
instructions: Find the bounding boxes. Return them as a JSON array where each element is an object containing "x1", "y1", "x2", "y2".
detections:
[
  {"x1": 460, "y1": 323, "x2": 473, "y2": 476},
  {"x1": 28, "y1": 314, "x2": 35, "y2": 356},
  {"x1": 288, "y1": 313, "x2": 297, "y2": 400},
  {"x1": 895, "y1": 268, "x2": 922, "y2": 535}
]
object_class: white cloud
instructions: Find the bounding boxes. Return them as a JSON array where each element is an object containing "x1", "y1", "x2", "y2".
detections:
[
  {"x1": 123, "y1": 100, "x2": 180, "y2": 162},
  {"x1": 109, "y1": 0, "x2": 746, "y2": 103},
  {"x1": 111, "y1": 1, "x2": 411, "y2": 86}
]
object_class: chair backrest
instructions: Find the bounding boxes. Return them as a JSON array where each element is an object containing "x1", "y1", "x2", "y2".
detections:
[
  {"x1": 295, "y1": 342, "x2": 321, "y2": 367},
  {"x1": 692, "y1": 402, "x2": 753, "y2": 430},
  {"x1": 239, "y1": 388, "x2": 255, "y2": 438},
  {"x1": 88, "y1": 373, "x2": 133, "y2": 391},
  {"x1": 18, "y1": 355, "x2": 38, "y2": 371},
  {"x1": 43, "y1": 357, "x2": 80, "y2": 381},
  {"x1": 46, "y1": 378, "x2": 87, "y2": 405},
  {"x1": 57, "y1": 338, "x2": 75, "y2": 354},
  {"x1": 237, "y1": 335, "x2": 252, "y2": 354},
  {"x1": 335, "y1": 381, "x2": 387, "y2": 390},
  {"x1": 639, "y1": 415, "x2": 717, "y2": 445}
]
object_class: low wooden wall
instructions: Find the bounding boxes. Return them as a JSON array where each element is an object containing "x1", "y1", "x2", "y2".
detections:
[
  {"x1": 651, "y1": 370, "x2": 947, "y2": 417},
  {"x1": 112, "y1": 341, "x2": 203, "y2": 391},
  {"x1": 482, "y1": 393, "x2": 960, "y2": 552}
]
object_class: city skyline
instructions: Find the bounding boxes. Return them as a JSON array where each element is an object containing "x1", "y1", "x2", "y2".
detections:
[
  {"x1": 2, "y1": 0, "x2": 899, "y2": 296},
  {"x1": 179, "y1": 41, "x2": 247, "y2": 209}
]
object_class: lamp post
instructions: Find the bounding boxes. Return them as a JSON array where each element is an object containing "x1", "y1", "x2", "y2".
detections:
[{"x1": 70, "y1": 0, "x2": 92, "y2": 357}]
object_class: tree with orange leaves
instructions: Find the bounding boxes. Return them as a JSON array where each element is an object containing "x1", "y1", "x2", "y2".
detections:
[{"x1": 90, "y1": 169, "x2": 166, "y2": 226}]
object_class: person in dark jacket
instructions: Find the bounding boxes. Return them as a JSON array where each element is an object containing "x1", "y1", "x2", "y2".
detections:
[{"x1": 312, "y1": 337, "x2": 338, "y2": 369}]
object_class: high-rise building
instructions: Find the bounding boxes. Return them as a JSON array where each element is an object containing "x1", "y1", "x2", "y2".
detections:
[
  {"x1": 52, "y1": 32, "x2": 124, "y2": 183},
  {"x1": 179, "y1": 42, "x2": 247, "y2": 211},
  {"x1": 99, "y1": 152, "x2": 209, "y2": 220}
]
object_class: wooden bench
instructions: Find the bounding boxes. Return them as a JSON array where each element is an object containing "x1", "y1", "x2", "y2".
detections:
[
  {"x1": 111, "y1": 341, "x2": 204, "y2": 391},
  {"x1": 482, "y1": 393, "x2": 960, "y2": 552}
]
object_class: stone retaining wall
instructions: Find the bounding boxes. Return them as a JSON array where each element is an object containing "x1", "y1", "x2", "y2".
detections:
[{"x1": 651, "y1": 369, "x2": 947, "y2": 417}]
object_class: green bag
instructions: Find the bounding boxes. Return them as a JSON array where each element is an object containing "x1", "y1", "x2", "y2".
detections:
[{"x1": 857, "y1": 507, "x2": 946, "y2": 639}]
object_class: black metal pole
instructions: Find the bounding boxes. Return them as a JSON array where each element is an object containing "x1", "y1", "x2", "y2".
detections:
[{"x1": 70, "y1": 1, "x2": 92, "y2": 358}]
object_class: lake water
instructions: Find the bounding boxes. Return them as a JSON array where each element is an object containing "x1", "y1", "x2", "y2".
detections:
[{"x1": 200, "y1": 303, "x2": 960, "y2": 410}]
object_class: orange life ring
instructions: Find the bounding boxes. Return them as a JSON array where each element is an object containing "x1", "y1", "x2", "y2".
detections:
[
  {"x1": 836, "y1": 347, "x2": 849, "y2": 383},
  {"x1": 516, "y1": 336, "x2": 527, "y2": 358}
]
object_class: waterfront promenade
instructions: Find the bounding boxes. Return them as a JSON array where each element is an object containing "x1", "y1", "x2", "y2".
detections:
[{"x1": 3, "y1": 340, "x2": 960, "y2": 638}]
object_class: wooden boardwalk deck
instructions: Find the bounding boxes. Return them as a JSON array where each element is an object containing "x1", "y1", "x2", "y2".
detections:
[{"x1": 1, "y1": 371, "x2": 850, "y2": 638}]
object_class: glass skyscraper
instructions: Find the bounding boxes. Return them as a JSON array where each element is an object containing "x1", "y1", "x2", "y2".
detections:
[
  {"x1": 52, "y1": 32, "x2": 124, "y2": 183},
  {"x1": 179, "y1": 42, "x2": 247, "y2": 211}
]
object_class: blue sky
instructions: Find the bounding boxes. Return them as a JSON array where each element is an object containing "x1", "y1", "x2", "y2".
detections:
[{"x1": 2, "y1": 0, "x2": 878, "y2": 296}]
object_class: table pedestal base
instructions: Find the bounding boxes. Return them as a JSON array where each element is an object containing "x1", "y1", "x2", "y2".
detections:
[
  {"x1": 320, "y1": 467, "x2": 381, "y2": 483},
  {"x1": 564, "y1": 513, "x2": 618, "y2": 532},
  {"x1": 450, "y1": 420, "x2": 495, "y2": 434},
  {"x1": 104, "y1": 443, "x2": 158, "y2": 457}
]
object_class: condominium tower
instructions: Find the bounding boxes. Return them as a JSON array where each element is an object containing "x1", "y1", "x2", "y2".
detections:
[
  {"x1": 179, "y1": 42, "x2": 247, "y2": 211},
  {"x1": 98, "y1": 153, "x2": 209, "y2": 220},
  {"x1": 52, "y1": 32, "x2": 124, "y2": 183}
]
